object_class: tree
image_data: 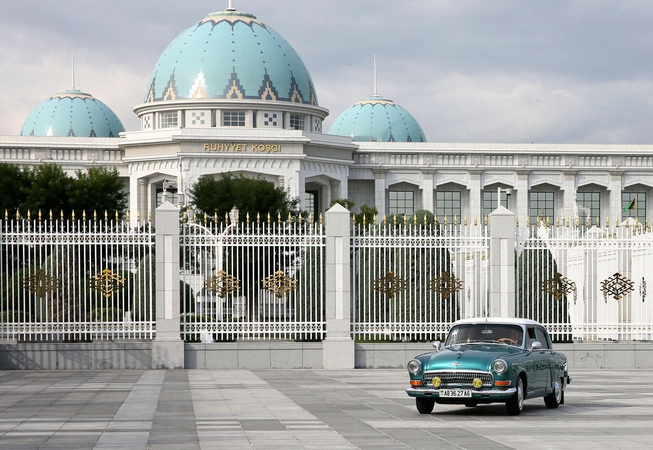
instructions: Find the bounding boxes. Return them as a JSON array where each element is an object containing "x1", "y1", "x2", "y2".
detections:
[
  {"x1": 188, "y1": 173, "x2": 300, "y2": 221},
  {"x1": 69, "y1": 167, "x2": 127, "y2": 216},
  {"x1": 0, "y1": 163, "x2": 29, "y2": 216},
  {"x1": 21, "y1": 163, "x2": 72, "y2": 214}
]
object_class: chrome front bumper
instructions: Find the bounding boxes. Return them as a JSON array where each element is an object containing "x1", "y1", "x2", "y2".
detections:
[{"x1": 405, "y1": 387, "x2": 517, "y2": 397}]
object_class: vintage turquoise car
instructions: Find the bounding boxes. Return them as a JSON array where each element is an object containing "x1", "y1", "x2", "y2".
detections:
[{"x1": 405, "y1": 318, "x2": 571, "y2": 415}]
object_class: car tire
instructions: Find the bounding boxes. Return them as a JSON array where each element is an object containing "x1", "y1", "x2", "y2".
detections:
[
  {"x1": 464, "y1": 401, "x2": 478, "y2": 408},
  {"x1": 416, "y1": 398, "x2": 435, "y2": 414},
  {"x1": 506, "y1": 376, "x2": 524, "y2": 416},
  {"x1": 544, "y1": 378, "x2": 563, "y2": 409}
]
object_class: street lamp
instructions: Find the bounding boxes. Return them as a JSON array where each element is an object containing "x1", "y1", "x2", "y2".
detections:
[{"x1": 497, "y1": 187, "x2": 513, "y2": 211}]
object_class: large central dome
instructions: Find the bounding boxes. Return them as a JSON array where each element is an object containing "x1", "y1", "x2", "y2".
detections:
[{"x1": 144, "y1": 8, "x2": 318, "y2": 106}]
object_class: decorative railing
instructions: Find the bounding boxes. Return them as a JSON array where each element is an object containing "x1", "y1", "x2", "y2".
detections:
[
  {"x1": 179, "y1": 218, "x2": 326, "y2": 341},
  {"x1": 0, "y1": 217, "x2": 155, "y2": 341},
  {"x1": 351, "y1": 222, "x2": 489, "y2": 341}
]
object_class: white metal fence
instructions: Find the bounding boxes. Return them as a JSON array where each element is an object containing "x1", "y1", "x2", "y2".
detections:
[
  {"x1": 516, "y1": 220, "x2": 653, "y2": 342},
  {"x1": 0, "y1": 216, "x2": 155, "y2": 341},
  {"x1": 351, "y1": 221, "x2": 489, "y2": 341},
  {"x1": 6, "y1": 209, "x2": 653, "y2": 345},
  {"x1": 180, "y1": 217, "x2": 325, "y2": 341}
]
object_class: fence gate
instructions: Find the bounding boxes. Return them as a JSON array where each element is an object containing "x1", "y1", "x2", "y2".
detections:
[{"x1": 180, "y1": 218, "x2": 325, "y2": 341}]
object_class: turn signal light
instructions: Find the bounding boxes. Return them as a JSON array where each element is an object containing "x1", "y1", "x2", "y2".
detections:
[
  {"x1": 495, "y1": 381, "x2": 511, "y2": 387},
  {"x1": 410, "y1": 380, "x2": 422, "y2": 387}
]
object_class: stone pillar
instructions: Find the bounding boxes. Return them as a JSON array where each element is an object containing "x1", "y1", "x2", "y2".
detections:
[
  {"x1": 609, "y1": 171, "x2": 623, "y2": 225},
  {"x1": 421, "y1": 170, "x2": 435, "y2": 213},
  {"x1": 373, "y1": 169, "x2": 387, "y2": 222},
  {"x1": 323, "y1": 203, "x2": 354, "y2": 369},
  {"x1": 488, "y1": 206, "x2": 516, "y2": 318},
  {"x1": 515, "y1": 170, "x2": 530, "y2": 227},
  {"x1": 469, "y1": 170, "x2": 482, "y2": 222},
  {"x1": 562, "y1": 170, "x2": 577, "y2": 219},
  {"x1": 152, "y1": 202, "x2": 184, "y2": 369},
  {"x1": 138, "y1": 178, "x2": 148, "y2": 224}
]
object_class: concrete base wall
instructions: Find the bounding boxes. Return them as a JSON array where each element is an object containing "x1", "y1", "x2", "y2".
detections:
[
  {"x1": 1, "y1": 341, "x2": 652, "y2": 370},
  {"x1": 354, "y1": 342, "x2": 653, "y2": 369},
  {"x1": 0, "y1": 342, "x2": 152, "y2": 370},
  {"x1": 184, "y1": 342, "x2": 324, "y2": 369}
]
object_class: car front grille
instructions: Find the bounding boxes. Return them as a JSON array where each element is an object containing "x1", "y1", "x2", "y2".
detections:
[{"x1": 422, "y1": 371, "x2": 494, "y2": 390}]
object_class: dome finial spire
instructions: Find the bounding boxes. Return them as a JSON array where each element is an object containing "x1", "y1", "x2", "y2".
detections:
[
  {"x1": 71, "y1": 47, "x2": 75, "y2": 90},
  {"x1": 227, "y1": 0, "x2": 236, "y2": 11},
  {"x1": 373, "y1": 54, "x2": 377, "y2": 97}
]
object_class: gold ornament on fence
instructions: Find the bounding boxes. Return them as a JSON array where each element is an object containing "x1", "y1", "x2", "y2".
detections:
[
  {"x1": 262, "y1": 270, "x2": 297, "y2": 298},
  {"x1": 23, "y1": 269, "x2": 59, "y2": 299},
  {"x1": 89, "y1": 269, "x2": 126, "y2": 298},
  {"x1": 429, "y1": 271, "x2": 463, "y2": 299},
  {"x1": 204, "y1": 270, "x2": 241, "y2": 298},
  {"x1": 541, "y1": 272, "x2": 576, "y2": 301},
  {"x1": 600, "y1": 272, "x2": 635, "y2": 301},
  {"x1": 373, "y1": 271, "x2": 406, "y2": 299}
]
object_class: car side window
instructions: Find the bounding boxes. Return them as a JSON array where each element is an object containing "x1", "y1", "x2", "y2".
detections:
[
  {"x1": 535, "y1": 328, "x2": 550, "y2": 349},
  {"x1": 526, "y1": 327, "x2": 537, "y2": 348}
]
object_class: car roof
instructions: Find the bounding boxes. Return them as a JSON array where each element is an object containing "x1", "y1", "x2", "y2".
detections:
[{"x1": 452, "y1": 317, "x2": 543, "y2": 327}]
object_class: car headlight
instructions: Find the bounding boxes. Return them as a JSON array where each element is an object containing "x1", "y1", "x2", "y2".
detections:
[
  {"x1": 407, "y1": 359, "x2": 422, "y2": 374},
  {"x1": 492, "y1": 359, "x2": 508, "y2": 374}
]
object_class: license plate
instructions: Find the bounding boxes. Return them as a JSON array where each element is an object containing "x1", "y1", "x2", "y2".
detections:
[{"x1": 439, "y1": 389, "x2": 472, "y2": 398}]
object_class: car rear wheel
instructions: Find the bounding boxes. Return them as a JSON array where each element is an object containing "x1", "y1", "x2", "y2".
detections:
[
  {"x1": 416, "y1": 398, "x2": 435, "y2": 414},
  {"x1": 544, "y1": 378, "x2": 563, "y2": 409},
  {"x1": 506, "y1": 377, "x2": 524, "y2": 415}
]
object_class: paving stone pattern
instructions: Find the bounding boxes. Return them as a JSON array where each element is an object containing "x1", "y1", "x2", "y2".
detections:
[{"x1": 0, "y1": 369, "x2": 650, "y2": 449}]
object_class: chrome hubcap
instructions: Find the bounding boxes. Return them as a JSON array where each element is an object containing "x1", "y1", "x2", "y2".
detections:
[
  {"x1": 554, "y1": 380, "x2": 561, "y2": 403},
  {"x1": 517, "y1": 380, "x2": 524, "y2": 409}
]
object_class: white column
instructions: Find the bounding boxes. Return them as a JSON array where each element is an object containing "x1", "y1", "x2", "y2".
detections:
[
  {"x1": 323, "y1": 203, "x2": 354, "y2": 369},
  {"x1": 421, "y1": 170, "x2": 434, "y2": 213},
  {"x1": 373, "y1": 169, "x2": 387, "y2": 222},
  {"x1": 515, "y1": 170, "x2": 530, "y2": 227},
  {"x1": 562, "y1": 170, "x2": 576, "y2": 219},
  {"x1": 609, "y1": 171, "x2": 623, "y2": 225},
  {"x1": 138, "y1": 178, "x2": 148, "y2": 224},
  {"x1": 488, "y1": 206, "x2": 516, "y2": 318},
  {"x1": 468, "y1": 170, "x2": 482, "y2": 222},
  {"x1": 152, "y1": 202, "x2": 184, "y2": 369}
]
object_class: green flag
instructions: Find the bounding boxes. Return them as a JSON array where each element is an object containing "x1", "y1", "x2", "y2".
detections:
[{"x1": 623, "y1": 195, "x2": 637, "y2": 213}]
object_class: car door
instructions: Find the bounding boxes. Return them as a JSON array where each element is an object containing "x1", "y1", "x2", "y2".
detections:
[{"x1": 532, "y1": 327, "x2": 552, "y2": 395}]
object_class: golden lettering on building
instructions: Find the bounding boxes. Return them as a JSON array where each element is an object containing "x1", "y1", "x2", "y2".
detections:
[{"x1": 203, "y1": 143, "x2": 282, "y2": 153}]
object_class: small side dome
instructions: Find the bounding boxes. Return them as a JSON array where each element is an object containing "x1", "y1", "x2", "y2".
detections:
[
  {"x1": 20, "y1": 89, "x2": 125, "y2": 138},
  {"x1": 329, "y1": 96, "x2": 426, "y2": 142}
]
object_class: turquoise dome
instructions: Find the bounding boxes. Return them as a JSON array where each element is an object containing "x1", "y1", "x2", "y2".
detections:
[
  {"x1": 20, "y1": 90, "x2": 125, "y2": 138},
  {"x1": 144, "y1": 8, "x2": 318, "y2": 106},
  {"x1": 329, "y1": 96, "x2": 426, "y2": 142}
]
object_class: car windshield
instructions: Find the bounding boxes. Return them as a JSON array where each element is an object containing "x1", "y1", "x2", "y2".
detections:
[{"x1": 445, "y1": 324, "x2": 524, "y2": 347}]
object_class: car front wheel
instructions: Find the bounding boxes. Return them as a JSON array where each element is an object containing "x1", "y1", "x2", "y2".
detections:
[
  {"x1": 506, "y1": 377, "x2": 524, "y2": 415},
  {"x1": 544, "y1": 378, "x2": 563, "y2": 409},
  {"x1": 416, "y1": 398, "x2": 435, "y2": 414}
]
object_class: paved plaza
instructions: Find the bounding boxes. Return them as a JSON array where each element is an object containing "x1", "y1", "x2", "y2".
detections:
[{"x1": 0, "y1": 368, "x2": 649, "y2": 449}]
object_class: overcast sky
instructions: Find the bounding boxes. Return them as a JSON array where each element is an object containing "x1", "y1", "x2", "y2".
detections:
[{"x1": 2, "y1": 0, "x2": 653, "y2": 144}]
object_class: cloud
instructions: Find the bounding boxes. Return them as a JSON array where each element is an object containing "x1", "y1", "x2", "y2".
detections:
[{"x1": 1, "y1": 0, "x2": 653, "y2": 144}]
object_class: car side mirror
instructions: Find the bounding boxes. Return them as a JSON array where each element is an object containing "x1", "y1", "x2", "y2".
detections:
[
  {"x1": 530, "y1": 341, "x2": 542, "y2": 351},
  {"x1": 432, "y1": 341, "x2": 442, "y2": 351}
]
